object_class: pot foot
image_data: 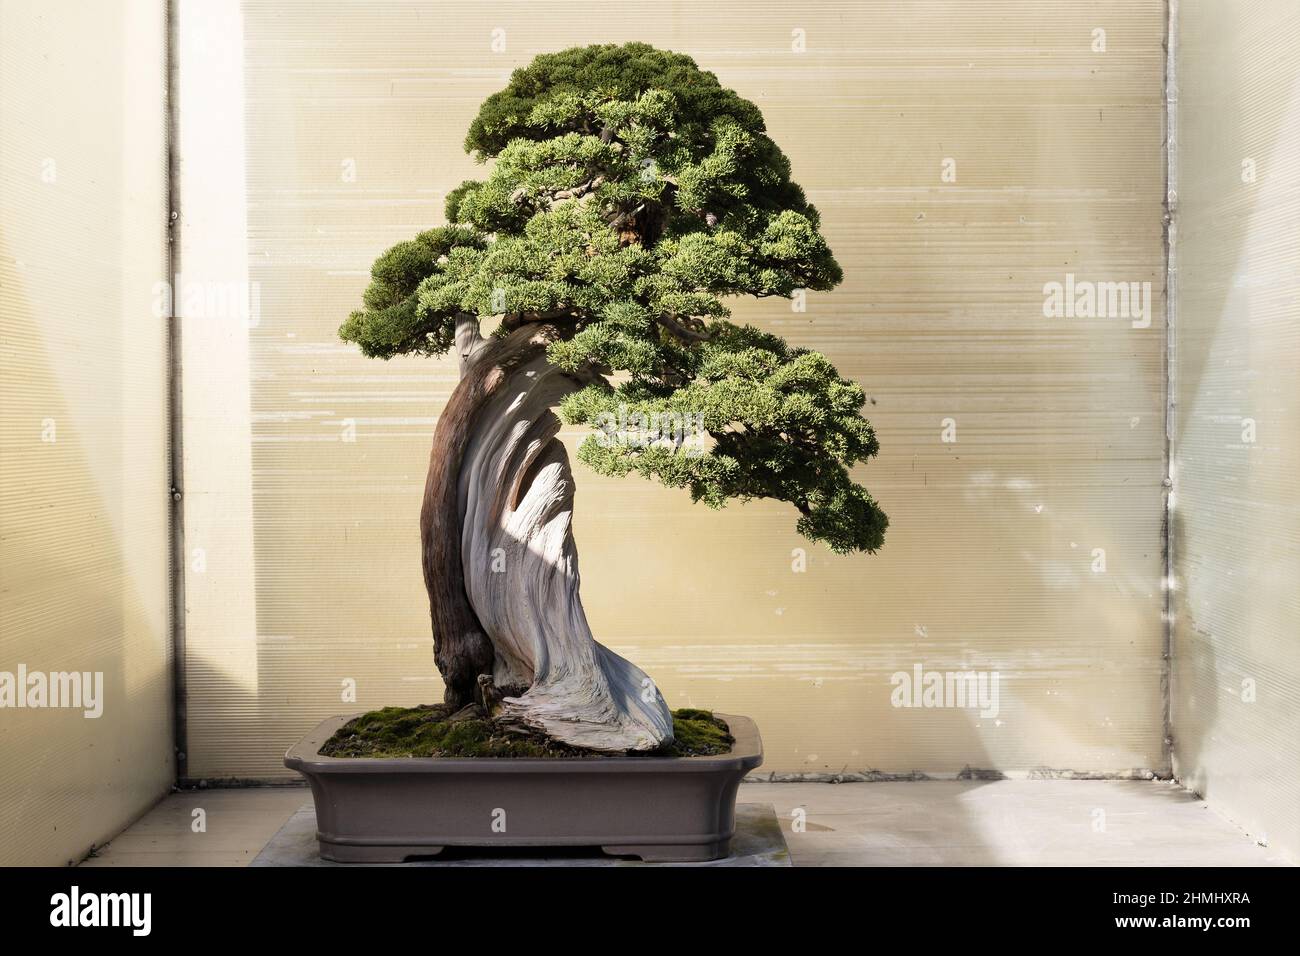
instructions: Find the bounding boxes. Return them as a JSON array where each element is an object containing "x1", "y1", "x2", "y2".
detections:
[
  {"x1": 601, "y1": 840, "x2": 730, "y2": 863},
  {"x1": 319, "y1": 842, "x2": 445, "y2": 863}
]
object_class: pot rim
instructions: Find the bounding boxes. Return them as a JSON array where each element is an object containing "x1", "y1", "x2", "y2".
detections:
[{"x1": 285, "y1": 712, "x2": 764, "y2": 775}]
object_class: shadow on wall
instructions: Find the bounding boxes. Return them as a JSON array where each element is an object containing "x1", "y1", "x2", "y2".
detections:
[
  {"x1": 1172, "y1": 20, "x2": 1295, "y2": 410},
  {"x1": 1171, "y1": 27, "x2": 1297, "y2": 802},
  {"x1": 1170, "y1": 506, "x2": 1219, "y2": 798},
  {"x1": 0, "y1": 230, "x2": 173, "y2": 864}
]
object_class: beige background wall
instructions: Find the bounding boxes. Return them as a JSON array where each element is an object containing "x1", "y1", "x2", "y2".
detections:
[
  {"x1": 0, "y1": 0, "x2": 172, "y2": 864},
  {"x1": 1173, "y1": 0, "x2": 1300, "y2": 861},
  {"x1": 182, "y1": 0, "x2": 1169, "y2": 779}
]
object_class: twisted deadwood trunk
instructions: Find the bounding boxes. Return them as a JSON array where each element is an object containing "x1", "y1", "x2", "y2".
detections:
[{"x1": 419, "y1": 316, "x2": 673, "y2": 752}]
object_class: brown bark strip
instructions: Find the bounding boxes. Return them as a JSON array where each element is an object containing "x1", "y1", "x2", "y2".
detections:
[{"x1": 419, "y1": 324, "x2": 557, "y2": 708}]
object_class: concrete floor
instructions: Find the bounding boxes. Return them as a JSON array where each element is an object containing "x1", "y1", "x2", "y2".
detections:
[{"x1": 80, "y1": 780, "x2": 1290, "y2": 867}]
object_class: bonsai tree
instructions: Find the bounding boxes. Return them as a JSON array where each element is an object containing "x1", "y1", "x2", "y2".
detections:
[{"x1": 340, "y1": 43, "x2": 887, "y2": 753}]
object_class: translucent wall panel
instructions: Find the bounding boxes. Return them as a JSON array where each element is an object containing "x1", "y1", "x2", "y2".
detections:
[
  {"x1": 184, "y1": 0, "x2": 1168, "y2": 779},
  {"x1": 0, "y1": 0, "x2": 172, "y2": 864},
  {"x1": 1173, "y1": 0, "x2": 1300, "y2": 861}
]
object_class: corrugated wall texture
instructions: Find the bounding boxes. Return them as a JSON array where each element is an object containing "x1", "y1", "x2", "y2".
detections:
[
  {"x1": 1173, "y1": 1, "x2": 1300, "y2": 861},
  {"x1": 0, "y1": 0, "x2": 172, "y2": 864},
  {"x1": 183, "y1": 0, "x2": 1168, "y2": 779}
]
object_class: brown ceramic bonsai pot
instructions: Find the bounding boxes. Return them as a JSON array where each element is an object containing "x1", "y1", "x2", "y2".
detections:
[{"x1": 284, "y1": 712, "x2": 763, "y2": 863}]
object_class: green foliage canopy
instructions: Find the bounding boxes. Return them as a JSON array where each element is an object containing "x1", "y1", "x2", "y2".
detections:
[{"x1": 340, "y1": 43, "x2": 887, "y2": 553}]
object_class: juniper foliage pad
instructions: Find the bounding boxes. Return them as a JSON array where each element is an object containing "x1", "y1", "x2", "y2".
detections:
[{"x1": 340, "y1": 43, "x2": 887, "y2": 553}]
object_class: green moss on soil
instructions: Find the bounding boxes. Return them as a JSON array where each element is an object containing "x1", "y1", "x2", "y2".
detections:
[
  {"x1": 667, "y1": 708, "x2": 734, "y2": 756},
  {"x1": 319, "y1": 704, "x2": 734, "y2": 759}
]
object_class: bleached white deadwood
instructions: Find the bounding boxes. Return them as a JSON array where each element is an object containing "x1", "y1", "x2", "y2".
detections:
[{"x1": 448, "y1": 323, "x2": 673, "y2": 752}]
